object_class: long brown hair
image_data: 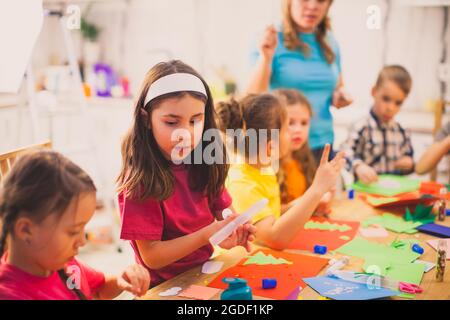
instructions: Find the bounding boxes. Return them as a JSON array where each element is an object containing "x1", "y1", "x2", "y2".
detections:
[
  {"x1": 216, "y1": 93, "x2": 287, "y2": 160},
  {"x1": 282, "y1": 0, "x2": 335, "y2": 64},
  {"x1": 273, "y1": 89, "x2": 317, "y2": 203},
  {"x1": 0, "y1": 150, "x2": 96, "y2": 299},
  {"x1": 117, "y1": 60, "x2": 228, "y2": 204}
]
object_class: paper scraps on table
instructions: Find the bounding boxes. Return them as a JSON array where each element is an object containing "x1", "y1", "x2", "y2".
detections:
[
  {"x1": 417, "y1": 223, "x2": 450, "y2": 238},
  {"x1": 414, "y1": 260, "x2": 436, "y2": 272},
  {"x1": 359, "y1": 226, "x2": 389, "y2": 238},
  {"x1": 158, "y1": 287, "x2": 183, "y2": 297},
  {"x1": 288, "y1": 218, "x2": 360, "y2": 251},
  {"x1": 404, "y1": 204, "x2": 435, "y2": 224},
  {"x1": 363, "y1": 213, "x2": 422, "y2": 234},
  {"x1": 178, "y1": 285, "x2": 220, "y2": 300},
  {"x1": 303, "y1": 276, "x2": 399, "y2": 300},
  {"x1": 427, "y1": 238, "x2": 450, "y2": 260},
  {"x1": 243, "y1": 251, "x2": 293, "y2": 266},
  {"x1": 304, "y1": 221, "x2": 352, "y2": 232},
  {"x1": 202, "y1": 261, "x2": 224, "y2": 274}
]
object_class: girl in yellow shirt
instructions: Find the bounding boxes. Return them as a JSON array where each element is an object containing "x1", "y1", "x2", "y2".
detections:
[{"x1": 216, "y1": 93, "x2": 344, "y2": 250}]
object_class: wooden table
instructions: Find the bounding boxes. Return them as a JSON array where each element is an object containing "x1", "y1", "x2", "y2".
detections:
[{"x1": 141, "y1": 198, "x2": 450, "y2": 300}]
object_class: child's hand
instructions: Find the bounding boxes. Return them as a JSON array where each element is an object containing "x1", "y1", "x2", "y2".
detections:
[
  {"x1": 259, "y1": 25, "x2": 278, "y2": 61},
  {"x1": 311, "y1": 144, "x2": 345, "y2": 195},
  {"x1": 394, "y1": 156, "x2": 414, "y2": 172},
  {"x1": 332, "y1": 88, "x2": 353, "y2": 109},
  {"x1": 208, "y1": 214, "x2": 256, "y2": 252},
  {"x1": 116, "y1": 264, "x2": 150, "y2": 297},
  {"x1": 355, "y1": 163, "x2": 378, "y2": 184}
]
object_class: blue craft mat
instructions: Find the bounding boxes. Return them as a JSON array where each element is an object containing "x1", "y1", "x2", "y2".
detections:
[
  {"x1": 417, "y1": 223, "x2": 450, "y2": 238},
  {"x1": 303, "y1": 276, "x2": 400, "y2": 300}
]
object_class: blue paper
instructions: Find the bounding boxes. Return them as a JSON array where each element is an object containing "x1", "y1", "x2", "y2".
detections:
[
  {"x1": 303, "y1": 276, "x2": 400, "y2": 300},
  {"x1": 417, "y1": 223, "x2": 450, "y2": 238}
]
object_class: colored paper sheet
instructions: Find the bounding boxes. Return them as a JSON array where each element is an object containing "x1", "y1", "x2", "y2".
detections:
[
  {"x1": 208, "y1": 249, "x2": 329, "y2": 300},
  {"x1": 404, "y1": 205, "x2": 435, "y2": 224},
  {"x1": 359, "y1": 226, "x2": 389, "y2": 238},
  {"x1": 335, "y1": 237, "x2": 420, "y2": 265},
  {"x1": 178, "y1": 285, "x2": 220, "y2": 300},
  {"x1": 303, "y1": 276, "x2": 399, "y2": 300},
  {"x1": 243, "y1": 251, "x2": 293, "y2": 266},
  {"x1": 352, "y1": 175, "x2": 420, "y2": 197},
  {"x1": 427, "y1": 239, "x2": 450, "y2": 260},
  {"x1": 417, "y1": 223, "x2": 450, "y2": 238},
  {"x1": 288, "y1": 218, "x2": 360, "y2": 251},
  {"x1": 363, "y1": 213, "x2": 422, "y2": 234},
  {"x1": 414, "y1": 260, "x2": 436, "y2": 272},
  {"x1": 364, "y1": 193, "x2": 437, "y2": 209}
]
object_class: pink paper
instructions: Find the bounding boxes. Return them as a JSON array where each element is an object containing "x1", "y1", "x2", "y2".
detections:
[
  {"x1": 178, "y1": 285, "x2": 220, "y2": 300},
  {"x1": 427, "y1": 239, "x2": 450, "y2": 260},
  {"x1": 359, "y1": 226, "x2": 389, "y2": 238}
]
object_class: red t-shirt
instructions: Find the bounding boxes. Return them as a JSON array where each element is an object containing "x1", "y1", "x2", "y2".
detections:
[
  {"x1": 119, "y1": 165, "x2": 232, "y2": 287},
  {"x1": 0, "y1": 255, "x2": 105, "y2": 300}
]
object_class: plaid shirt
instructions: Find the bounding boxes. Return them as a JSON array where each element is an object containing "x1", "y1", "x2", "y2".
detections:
[{"x1": 340, "y1": 108, "x2": 414, "y2": 175}]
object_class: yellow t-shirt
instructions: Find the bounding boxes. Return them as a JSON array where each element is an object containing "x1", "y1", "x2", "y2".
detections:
[
  {"x1": 226, "y1": 163, "x2": 281, "y2": 224},
  {"x1": 282, "y1": 159, "x2": 307, "y2": 204}
]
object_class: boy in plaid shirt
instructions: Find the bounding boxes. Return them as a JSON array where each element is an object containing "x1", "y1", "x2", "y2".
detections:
[{"x1": 340, "y1": 65, "x2": 414, "y2": 184}]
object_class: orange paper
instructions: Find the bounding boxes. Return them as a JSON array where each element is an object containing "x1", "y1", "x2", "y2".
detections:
[
  {"x1": 287, "y1": 218, "x2": 360, "y2": 251},
  {"x1": 208, "y1": 249, "x2": 328, "y2": 300},
  {"x1": 178, "y1": 285, "x2": 220, "y2": 300}
]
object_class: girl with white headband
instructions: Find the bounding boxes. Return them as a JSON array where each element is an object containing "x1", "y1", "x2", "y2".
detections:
[{"x1": 117, "y1": 60, "x2": 256, "y2": 288}]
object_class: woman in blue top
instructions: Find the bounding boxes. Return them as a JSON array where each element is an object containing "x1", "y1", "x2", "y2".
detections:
[{"x1": 247, "y1": 0, "x2": 352, "y2": 163}]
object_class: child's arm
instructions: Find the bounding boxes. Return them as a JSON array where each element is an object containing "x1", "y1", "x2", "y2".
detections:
[
  {"x1": 255, "y1": 145, "x2": 345, "y2": 250},
  {"x1": 135, "y1": 217, "x2": 255, "y2": 270},
  {"x1": 416, "y1": 136, "x2": 450, "y2": 174},
  {"x1": 95, "y1": 265, "x2": 150, "y2": 300}
]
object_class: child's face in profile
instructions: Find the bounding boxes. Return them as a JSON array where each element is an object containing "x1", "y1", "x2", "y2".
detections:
[
  {"x1": 372, "y1": 80, "x2": 406, "y2": 123},
  {"x1": 25, "y1": 192, "x2": 96, "y2": 273},
  {"x1": 150, "y1": 94, "x2": 205, "y2": 162},
  {"x1": 287, "y1": 103, "x2": 311, "y2": 152}
]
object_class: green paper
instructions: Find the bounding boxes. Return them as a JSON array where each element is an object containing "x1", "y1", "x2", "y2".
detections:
[
  {"x1": 363, "y1": 213, "x2": 422, "y2": 234},
  {"x1": 352, "y1": 174, "x2": 420, "y2": 197},
  {"x1": 366, "y1": 195, "x2": 400, "y2": 206},
  {"x1": 243, "y1": 251, "x2": 293, "y2": 266},
  {"x1": 390, "y1": 238, "x2": 419, "y2": 250},
  {"x1": 339, "y1": 235, "x2": 351, "y2": 241},
  {"x1": 335, "y1": 237, "x2": 420, "y2": 265},
  {"x1": 304, "y1": 221, "x2": 352, "y2": 232}
]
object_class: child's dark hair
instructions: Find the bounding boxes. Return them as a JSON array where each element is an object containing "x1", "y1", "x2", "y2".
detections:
[
  {"x1": 375, "y1": 65, "x2": 412, "y2": 95},
  {"x1": 0, "y1": 150, "x2": 96, "y2": 299},
  {"x1": 117, "y1": 60, "x2": 228, "y2": 204},
  {"x1": 216, "y1": 93, "x2": 287, "y2": 159},
  {"x1": 273, "y1": 89, "x2": 317, "y2": 203}
]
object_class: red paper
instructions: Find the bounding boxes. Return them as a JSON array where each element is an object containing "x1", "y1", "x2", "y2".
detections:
[
  {"x1": 208, "y1": 249, "x2": 328, "y2": 300},
  {"x1": 361, "y1": 192, "x2": 437, "y2": 208},
  {"x1": 287, "y1": 218, "x2": 360, "y2": 251}
]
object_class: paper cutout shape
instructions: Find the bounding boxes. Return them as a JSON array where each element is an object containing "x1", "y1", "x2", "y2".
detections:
[
  {"x1": 243, "y1": 251, "x2": 293, "y2": 266},
  {"x1": 363, "y1": 213, "x2": 422, "y2": 234},
  {"x1": 415, "y1": 260, "x2": 436, "y2": 272},
  {"x1": 202, "y1": 261, "x2": 224, "y2": 274},
  {"x1": 159, "y1": 287, "x2": 182, "y2": 297},
  {"x1": 427, "y1": 239, "x2": 450, "y2": 260},
  {"x1": 178, "y1": 285, "x2": 220, "y2": 300},
  {"x1": 304, "y1": 221, "x2": 352, "y2": 232},
  {"x1": 352, "y1": 175, "x2": 420, "y2": 197},
  {"x1": 335, "y1": 237, "x2": 420, "y2": 265},
  {"x1": 417, "y1": 223, "x2": 450, "y2": 238},
  {"x1": 359, "y1": 226, "x2": 389, "y2": 238},
  {"x1": 390, "y1": 238, "x2": 419, "y2": 250},
  {"x1": 208, "y1": 249, "x2": 329, "y2": 300},
  {"x1": 288, "y1": 218, "x2": 360, "y2": 251},
  {"x1": 364, "y1": 192, "x2": 437, "y2": 209},
  {"x1": 303, "y1": 276, "x2": 399, "y2": 300},
  {"x1": 404, "y1": 204, "x2": 435, "y2": 224}
]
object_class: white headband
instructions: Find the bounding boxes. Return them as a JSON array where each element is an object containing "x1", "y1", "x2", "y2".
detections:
[{"x1": 144, "y1": 73, "x2": 207, "y2": 106}]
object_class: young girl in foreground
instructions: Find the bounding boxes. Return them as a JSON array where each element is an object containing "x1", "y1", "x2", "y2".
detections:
[
  {"x1": 217, "y1": 93, "x2": 344, "y2": 250},
  {"x1": 117, "y1": 60, "x2": 256, "y2": 288},
  {"x1": 0, "y1": 150, "x2": 149, "y2": 300}
]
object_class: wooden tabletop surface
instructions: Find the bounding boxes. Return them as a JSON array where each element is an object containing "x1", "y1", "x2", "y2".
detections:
[{"x1": 141, "y1": 198, "x2": 450, "y2": 300}]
